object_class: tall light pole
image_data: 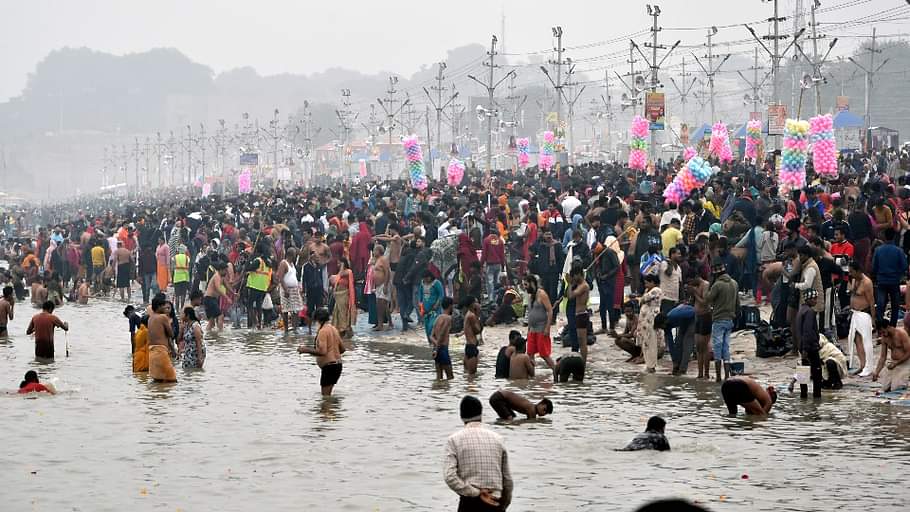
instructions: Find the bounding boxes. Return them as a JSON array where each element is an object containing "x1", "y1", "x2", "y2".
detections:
[{"x1": 468, "y1": 35, "x2": 513, "y2": 175}]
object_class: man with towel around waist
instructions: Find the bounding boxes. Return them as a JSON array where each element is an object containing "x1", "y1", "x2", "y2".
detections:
[
  {"x1": 847, "y1": 261, "x2": 876, "y2": 377},
  {"x1": 148, "y1": 295, "x2": 177, "y2": 382}
]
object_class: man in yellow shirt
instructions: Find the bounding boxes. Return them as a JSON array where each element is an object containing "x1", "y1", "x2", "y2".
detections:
[
  {"x1": 90, "y1": 242, "x2": 107, "y2": 292},
  {"x1": 661, "y1": 218, "x2": 683, "y2": 257}
]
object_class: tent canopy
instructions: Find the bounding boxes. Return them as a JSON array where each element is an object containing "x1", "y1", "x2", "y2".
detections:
[
  {"x1": 689, "y1": 123, "x2": 712, "y2": 145},
  {"x1": 833, "y1": 110, "x2": 863, "y2": 129}
]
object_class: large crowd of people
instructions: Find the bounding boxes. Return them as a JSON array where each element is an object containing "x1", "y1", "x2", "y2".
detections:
[{"x1": 6, "y1": 146, "x2": 910, "y2": 509}]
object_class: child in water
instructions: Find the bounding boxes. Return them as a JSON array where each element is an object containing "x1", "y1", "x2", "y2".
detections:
[{"x1": 18, "y1": 370, "x2": 56, "y2": 394}]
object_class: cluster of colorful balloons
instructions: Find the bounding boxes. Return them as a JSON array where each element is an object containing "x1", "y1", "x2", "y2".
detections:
[
  {"x1": 447, "y1": 157, "x2": 465, "y2": 187},
  {"x1": 539, "y1": 131, "x2": 556, "y2": 171},
  {"x1": 402, "y1": 135, "x2": 427, "y2": 191},
  {"x1": 745, "y1": 119, "x2": 762, "y2": 163},
  {"x1": 778, "y1": 119, "x2": 810, "y2": 195},
  {"x1": 809, "y1": 114, "x2": 837, "y2": 177},
  {"x1": 709, "y1": 122, "x2": 734, "y2": 163},
  {"x1": 629, "y1": 115, "x2": 649, "y2": 170},
  {"x1": 663, "y1": 156, "x2": 714, "y2": 205},
  {"x1": 683, "y1": 146, "x2": 697, "y2": 162},
  {"x1": 516, "y1": 137, "x2": 530, "y2": 168}
]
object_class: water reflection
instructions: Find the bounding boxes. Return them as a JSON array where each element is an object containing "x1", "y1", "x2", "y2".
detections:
[{"x1": 1, "y1": 298, "x2": 909, "y2": 511}]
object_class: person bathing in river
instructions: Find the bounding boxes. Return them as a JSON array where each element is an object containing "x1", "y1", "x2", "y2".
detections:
[
  {"x1": 494, "y1": 331, "x2": 522, "y2": 379},
  {"x1": 619, "y1": 416, "x2": 670, "y2": 451},
  {"x1": 554, "y1": 354, "x2": 585, "y2": 382},
  {"x1": 460, "y1": 295, "x2": 483, "y2": 376},
  {"x1": 18, "y1": 370, "x2": 56, "y2": 395},
  {"x1": 720, "y1": 376, "x2": 777, "y2": 416},
  {"x1": 872, "y1": 320, "x2": 910, "y2": 392},
  {"x1": 0, "y1": 286, "x2": 15, "y2": 337},
  {"x1": 26, "y1": 301, "x2": 68, "y2": 360},
  {"x1": 488, "y1": 389, "x2": 552, "y2": 421},
  {"x1": 430, "y1": 297, "x2": 455, "y2": 380},
  {"x1": 297, "y1": 307, "x2": 346, "y2": 396},
  {"x1": 508, "y1": 339, "x2": 535, "y2": 380},
  {"x1": 147, "y1": 295, "x2": 176, "y2": 382}
]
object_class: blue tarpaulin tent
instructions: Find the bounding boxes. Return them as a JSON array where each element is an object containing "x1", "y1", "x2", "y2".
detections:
[
  {"x1": 689, "y1": 123, "x2": 712, "y2": 145},
  {"x1": 833, "y1": 110, "x2": 863, "y2": 129}
]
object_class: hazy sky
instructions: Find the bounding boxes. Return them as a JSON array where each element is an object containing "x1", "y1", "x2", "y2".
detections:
[{"x1": 2, "y1": 0, "x2": 907, "y2": 102}]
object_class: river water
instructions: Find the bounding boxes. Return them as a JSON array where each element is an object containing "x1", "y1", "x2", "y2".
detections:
[{"x1": 2, "y1": 299, "x2": 909, "y2": 511}]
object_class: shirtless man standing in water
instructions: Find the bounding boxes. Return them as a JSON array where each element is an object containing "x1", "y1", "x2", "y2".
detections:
[
  {"x1": 461, "y1": 296, "x2": 483, "y2": 375},
  {"x1": 430, "y1": 297, "x2": 454, "y2": 380},
  {"x1": 0, "y1": 286, "x2": 14, "y2": 336},
  {"x1": 203, "y1": 265, "x2": 226, "y2": 331},
  {"x1": 848, "y1": 261, "x2": 876, "y2": 376},
  {"x1": 568, "y1": 266, "x2": 590, "y2": 363}
]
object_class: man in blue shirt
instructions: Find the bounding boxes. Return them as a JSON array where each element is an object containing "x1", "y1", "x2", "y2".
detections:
[
  {"x1": 871, "y1": 228, "x2": 907, "y2": 326},
  {"x1": 803, "y1": 187, "x2": 826, "y2": 218}
]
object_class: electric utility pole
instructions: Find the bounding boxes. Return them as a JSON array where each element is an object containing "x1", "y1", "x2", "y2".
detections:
[
  {"x1": 424, "y1": 62, "x2": 459, "y2": 179},
  {"x1": 549, "y1": 26, "x2": 566, "y2": 130},
  {"x1": 849, "y1": 28, "x2": 887, "y2": 151},
  {"x1": 738, "y1": 47, "x2": 771, "y2": 116},
  {"x1": 155, "y1": 131, "x2": 164, "y2": 189},
  {"x1": 468, "y1": 35, "x2": 513, "y2": 174},
  {"x1": 377, "y1": 76, "x2": 409, "y2": 178},
  {"x1": 562, "y1": 65, "x2": 586, "y2": 164},
  {"x1": 633, "y1": 4, "x2": 680, "y2": 159},
  {"x1": 600, "y1": 70, "x2": 615, "y2": 157},
  {"x1": 504, "y1": 71, "x2": 527, "y2": 137},
  {"x1": 669, "y1": 57, "x2": 698, "y2": 128},
  {"x1": 336, "y1": 91, "x2": 357, "y2": 181},
  {"x1": 143, "y1": 136, "x2": 151, "y2": 190},
  {"x1": 692, "y1": 26, "x2": 730, "y2": 122},
  {"x1": 184, "y1": 125, "x2": 194, "y2": 185},
  {"x1": 132, "y1": 137, "x2": 140, "y2": 197},
  {"x1": 446, "y1": 84, "x2": 466, "y2": 154},
  {"x1": 198, "y1": 123, "x2": 207, "y2": 183},
  {"x1": 793, "y1": 0, "x2": 838, "y2": 115},
  {"x1": 746, "y1": 0, "x2": 805, "y2": 147}
]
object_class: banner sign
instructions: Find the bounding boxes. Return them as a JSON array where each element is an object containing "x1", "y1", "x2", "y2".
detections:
[
  {"x1": 768, "y1": 104, "x2": 787, "y2": 135},
  {"x1": 836, "y1": 96, "x2": 849, "y2": 112},
  {"x1": 645, "y1": 92, "x2": 665, "y2": 130},
  {"x1": 239, "y1": 153, "x2": 259, "y2": 166}
]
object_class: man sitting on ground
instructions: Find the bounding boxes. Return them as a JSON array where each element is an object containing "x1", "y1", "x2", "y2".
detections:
[{"x1": 873, "y1": 320, "x2": 910, "y2": 392}]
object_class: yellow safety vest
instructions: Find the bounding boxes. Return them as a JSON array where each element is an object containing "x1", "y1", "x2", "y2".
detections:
[
  {"x1": 246, "y1": 258, "x2": 271, "y2": 292},
  {"x1": 173, "y1": 253, "x2": 190, "y2": 283}
]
